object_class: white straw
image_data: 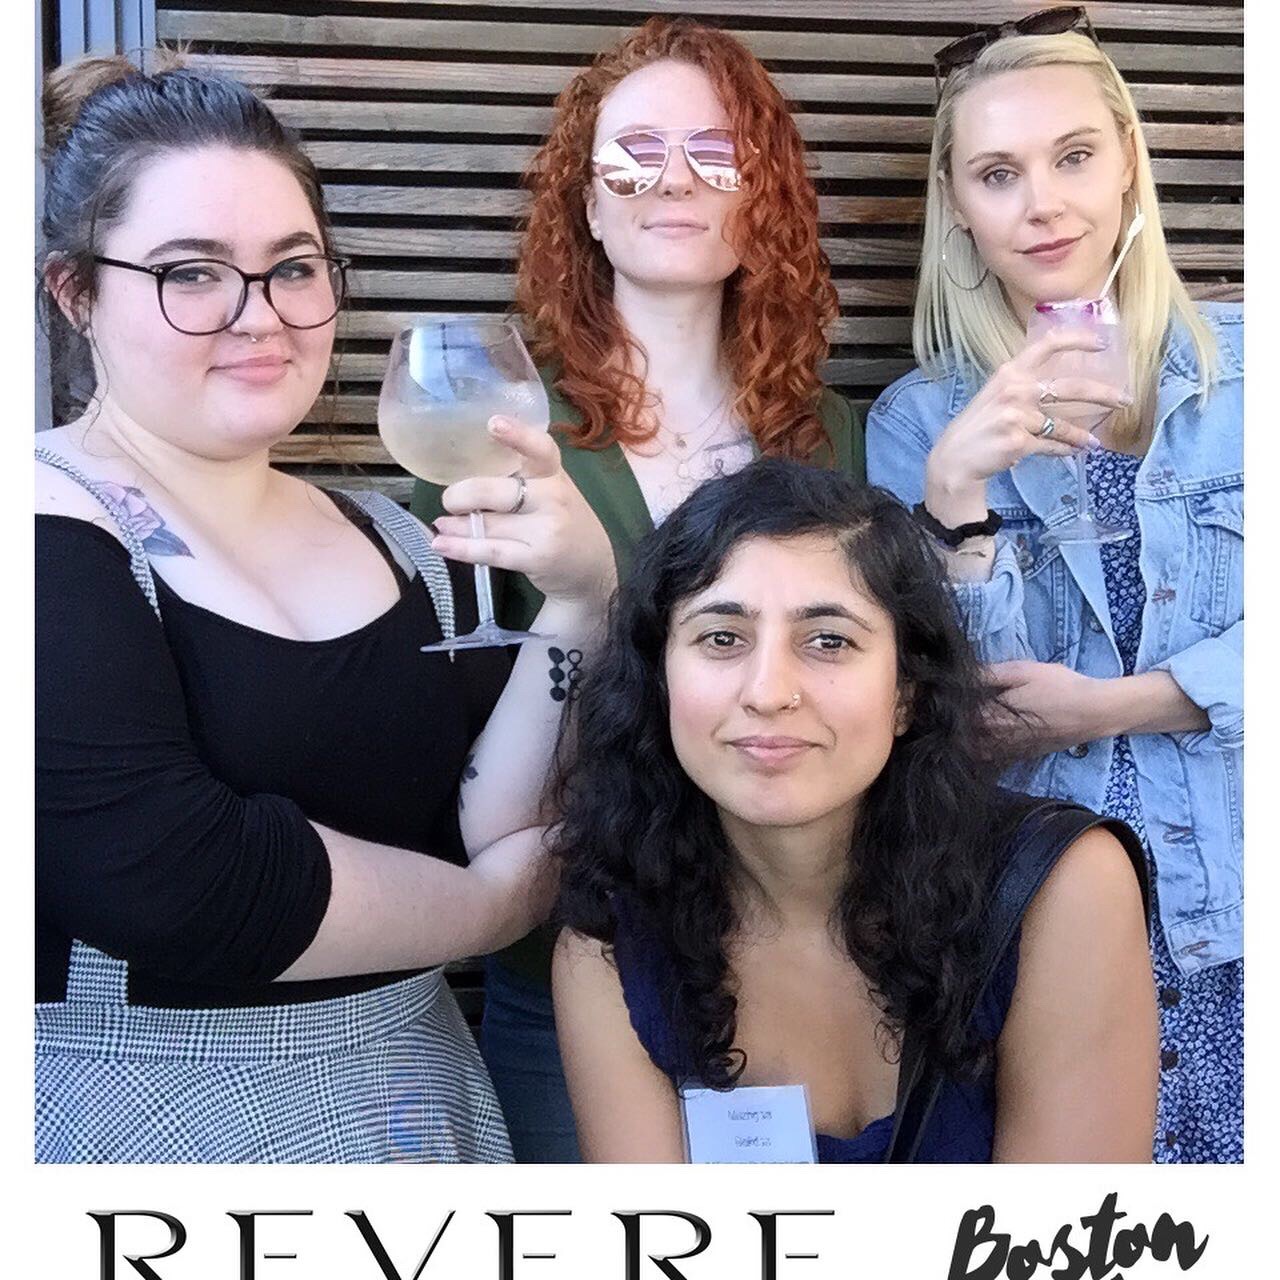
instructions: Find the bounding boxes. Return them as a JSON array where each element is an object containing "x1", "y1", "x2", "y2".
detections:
[{"x1": 1098, "y1": 210, "x2": 1146, "y2": 301}]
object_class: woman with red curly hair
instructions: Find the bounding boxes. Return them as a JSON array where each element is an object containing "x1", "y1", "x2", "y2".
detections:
[{"x1": 411, "y1": 15, "x2": 862, "y2": 1163}]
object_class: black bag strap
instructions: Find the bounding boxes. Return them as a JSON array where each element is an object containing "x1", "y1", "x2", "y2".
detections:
[{"x1": 883, "y1": 800, "x2": 1146, "y2": 1163}]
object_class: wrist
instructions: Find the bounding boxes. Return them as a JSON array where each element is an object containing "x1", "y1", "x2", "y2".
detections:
[
  {"x1": 1113, "y1": 671, "x2": 1211, "y2": 736},
  {"x1": 1090, "y1": 674, "x2": 1142, "y2": 740},
  {"x1": 924, "y1": 451, "x2": 988, "y2": 526},
  {"x1": 534, "y1": 593, "x2": 609, "y2": 642},
  {"x1": 939, "y1": 539, "x2": 996, "y2": 583},
  {"x1": 912, "y1": 502, "x2": 1002, "y2": 548}
]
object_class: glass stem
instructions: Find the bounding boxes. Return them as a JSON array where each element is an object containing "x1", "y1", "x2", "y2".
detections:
[
  {"x1": 1075, "y1": 453, "x2": 1093, "y2": 524},
  {"x1": 470, "y1": 511, "x2": 496, "y2": 628}
]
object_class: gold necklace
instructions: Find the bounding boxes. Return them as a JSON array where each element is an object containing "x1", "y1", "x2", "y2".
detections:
[{"x1": 656, "y1": 387, "x2": 732, "y2": 455}]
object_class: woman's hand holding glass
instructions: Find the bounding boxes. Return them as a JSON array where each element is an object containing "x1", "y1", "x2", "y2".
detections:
[
  {"x1": 431, "y1": 417, "x2": 617, "y2": 614},
  {"x1": 379, "y1": 316, "x2": 613, "y2": 647},
  {"x1": 923, "y1": 327, "x2": 1131, "y2": 528},
  {"x1": 1025, "y1": 298, "x2": 1132, "y2": 546}
]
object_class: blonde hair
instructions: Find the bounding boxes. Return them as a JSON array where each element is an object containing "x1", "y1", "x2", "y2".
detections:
[{"x1": 914, "y1": 31, "x2": 1218, "y2": 444}]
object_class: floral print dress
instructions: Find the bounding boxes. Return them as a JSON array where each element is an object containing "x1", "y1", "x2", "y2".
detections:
[{"x1": 1090, "y1": 447, "x2": 1243, "y2": 1164}]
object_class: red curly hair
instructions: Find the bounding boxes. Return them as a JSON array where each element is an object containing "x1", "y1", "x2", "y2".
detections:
[{"x1": 516, "y1": 17, "x2": 838, "y2": 460}]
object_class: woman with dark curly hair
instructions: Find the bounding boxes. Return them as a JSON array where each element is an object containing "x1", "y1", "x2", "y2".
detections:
[
  {"x1": 552, "y1": 460, "x2": 1157, "y2": 1162},
  {"x1": 411, "y1": 16, "x2": 861, "y2": 1161}
]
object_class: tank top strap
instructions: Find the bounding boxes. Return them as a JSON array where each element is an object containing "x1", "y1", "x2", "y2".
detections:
[
  {"x1": 334, "y1": 489, "x2": 456, "y2": 644},
  {"x1": 609, "y1": 894, "x2": 696, "y2": 1083},
  {"x1": 35, "y1": 446, "x2": 161, "y2": 620}
]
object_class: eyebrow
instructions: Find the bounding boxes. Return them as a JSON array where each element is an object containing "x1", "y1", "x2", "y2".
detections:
[
  {"x1": 676, "y1": 600, "x2": 874, "y2": 632},
  {"x1": 143, "y1": 231, "x2": 323, "y2": 262},
  {"x1": 964, "y1": 127, "x2": 1103, "y2": 169}
]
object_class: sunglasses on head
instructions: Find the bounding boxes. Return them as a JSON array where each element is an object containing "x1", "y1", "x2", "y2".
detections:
[
  {"x1": 591, "y1": 126, "x2": 742, "y2": 199},
  {"x1": 932, "y1": 6, "x2": 1100, "y2": 99}
]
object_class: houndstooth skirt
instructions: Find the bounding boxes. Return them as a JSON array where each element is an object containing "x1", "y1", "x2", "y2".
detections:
[{"x1": 35, "y1": 944, "x2": 512, "y2": 1164}]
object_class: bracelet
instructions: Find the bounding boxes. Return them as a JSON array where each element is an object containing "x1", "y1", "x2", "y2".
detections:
[{"x1": 912, "y1": 502, "x2": 1002, "y2": 548}]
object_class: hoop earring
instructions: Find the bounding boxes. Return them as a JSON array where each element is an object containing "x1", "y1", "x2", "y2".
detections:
[{"x1": 941, "y1": 224, "x2": 990, "y2": 292}]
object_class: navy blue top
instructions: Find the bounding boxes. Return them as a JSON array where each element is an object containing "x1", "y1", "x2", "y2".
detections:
[
  {"x1": 611, "y1": 900, "x2": 1021, "y2": 1163},
  {"x1": 1089, "y1": 448, "x2": 1150, "y2": 846}
]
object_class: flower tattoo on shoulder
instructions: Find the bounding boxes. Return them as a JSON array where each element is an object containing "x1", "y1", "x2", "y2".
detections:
[{"x1": 99, "y1": 483, "x2": 193, "y2": 557}]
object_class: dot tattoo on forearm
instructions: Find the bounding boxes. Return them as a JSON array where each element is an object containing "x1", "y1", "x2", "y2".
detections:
[{"x1": 548, "y1": 647, "x2": 584, "y2": 703}]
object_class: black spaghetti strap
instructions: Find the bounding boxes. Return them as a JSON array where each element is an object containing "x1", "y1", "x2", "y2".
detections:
[{"x1": 884, "y1": 799, "x2": 1147, "y2": 1162}]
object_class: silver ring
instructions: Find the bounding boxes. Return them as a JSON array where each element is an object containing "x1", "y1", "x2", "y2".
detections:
[
  {"x1": 1037, "y1": 379, "x2": 1059, "y2": 405},
  {"x1": 1036, "y1": 416, "x2": 1057, "y2": 439},
  {"x1": 507, "y1": 474, "x2": 528, "y2": 514}
]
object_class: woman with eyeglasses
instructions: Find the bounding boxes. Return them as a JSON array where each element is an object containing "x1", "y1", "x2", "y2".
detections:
[
  {"x1": 866, "y1": 10, "x2": 1242, "y2": 1163},
  {"x1": 410, "y1": 15, "x2": 862, "y2": 1163},
  {"x1": 35, "y1": 54, "x2": 614, "y2": 1163}
]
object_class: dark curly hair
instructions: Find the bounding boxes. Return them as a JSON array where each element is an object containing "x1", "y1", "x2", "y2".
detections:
[{"x1": 550, "y1": 460, "x2": 1026, "y2": 1088}]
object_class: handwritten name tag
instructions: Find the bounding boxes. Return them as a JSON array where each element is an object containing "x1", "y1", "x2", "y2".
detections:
[{"x1": 680, "y1": 1084, "x2": 817, "y2": 1164}]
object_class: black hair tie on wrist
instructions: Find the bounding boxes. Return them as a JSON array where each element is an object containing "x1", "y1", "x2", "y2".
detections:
[{"x1": 912, "y1": 502, "x2": 1003, "y2": 548}]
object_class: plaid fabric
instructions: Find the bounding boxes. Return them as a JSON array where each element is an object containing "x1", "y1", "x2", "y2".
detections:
[
  {"x1": 35, "y1": 452, "x2": 504, "y2": 1163},
  {"x1": 36, "y1": 968, "x2": 512, "y2": 1163},
  {"x1": 63, "y1": 939, "x2": 128, "y2": 1005}
]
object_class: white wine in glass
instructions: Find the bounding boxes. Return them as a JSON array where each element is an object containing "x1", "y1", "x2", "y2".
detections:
[{"x1": 378, "y1": 317, "x2": 551, "y2": 651}]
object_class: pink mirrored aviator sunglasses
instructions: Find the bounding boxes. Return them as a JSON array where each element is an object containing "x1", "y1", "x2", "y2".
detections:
[{"x1": 591, "y1": 126, "x2": 742, "y2": 198}]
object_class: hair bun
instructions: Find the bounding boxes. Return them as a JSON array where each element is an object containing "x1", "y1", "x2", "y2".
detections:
[{"x1": 42, "y1": 48, "x2": 187, "y2": 156}]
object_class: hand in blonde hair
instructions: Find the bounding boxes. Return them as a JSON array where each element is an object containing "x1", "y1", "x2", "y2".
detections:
[{"x1": 923, "y1": 327, "x2": 1132, "y2": 528}]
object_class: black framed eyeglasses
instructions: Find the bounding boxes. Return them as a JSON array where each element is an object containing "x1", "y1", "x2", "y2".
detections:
[
  {"x1": 92, "y1": 253, "x2": 351, "y2": 336},
  {"x1": 932, "y1": 6, "x2": 1100, "y2": 99}
]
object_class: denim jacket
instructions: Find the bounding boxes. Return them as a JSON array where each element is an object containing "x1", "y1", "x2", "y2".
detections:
[{"x1": 867, "y1": 302, "x2": 1242, "y2": 976}]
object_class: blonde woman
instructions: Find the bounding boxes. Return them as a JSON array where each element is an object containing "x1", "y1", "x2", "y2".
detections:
[{"x1": 866, "y1": 8, "x2": 1241, "y2": 1163}]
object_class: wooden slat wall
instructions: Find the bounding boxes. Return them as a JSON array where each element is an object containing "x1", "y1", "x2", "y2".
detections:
[{"x1": 157, "y1": 0, "x2": 1243, "y2": 499}]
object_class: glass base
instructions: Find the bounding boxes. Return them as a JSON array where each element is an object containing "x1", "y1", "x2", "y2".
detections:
[
  {"x1": 1041, "y1": 517, "x2": 1132, "y2": 548},
  {"x1": 421, "y1": 622, "x2": 544, "y2": 653}
]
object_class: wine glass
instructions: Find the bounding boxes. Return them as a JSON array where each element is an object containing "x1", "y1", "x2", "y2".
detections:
[
  {"x1": 1026, "y1": 296, "x2": 1131, "y2": 547},
  {"x1": 378, "y1": 317, "x2": 551, "y2": 651}
]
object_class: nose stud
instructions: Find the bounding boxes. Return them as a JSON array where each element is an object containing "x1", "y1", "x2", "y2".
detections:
[{"x1": 786, "y1": 691, "x2": 802, "y2": 710}]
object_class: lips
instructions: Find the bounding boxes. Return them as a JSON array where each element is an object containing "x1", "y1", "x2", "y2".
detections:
[
  {"x1": 1021, "y1": 234, "x2": 1083, "y2": 263},
  {"x1": 643, "y1": 219, "x2": 708, "y2": 237},
  {"x1": 728, "y1": 735, "x2": 815, "y2": 766},
  {"x1": 212, "y1": 354, "x2": 289, "y2": 385}
]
